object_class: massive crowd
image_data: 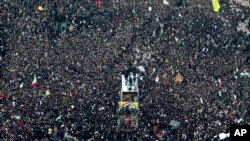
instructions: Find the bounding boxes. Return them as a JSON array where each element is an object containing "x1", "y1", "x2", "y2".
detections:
[{"x1": 0, "y1": 0, "x2": 250, "y2": 140}]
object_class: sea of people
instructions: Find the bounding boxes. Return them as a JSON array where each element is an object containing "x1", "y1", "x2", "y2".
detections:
[{"x1": 0, "y1": 0, "x2": 250, "y2": 140}]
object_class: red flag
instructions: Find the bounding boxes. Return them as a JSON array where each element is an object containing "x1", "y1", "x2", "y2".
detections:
[
  {"x1": 32, "y1": 74, "x2": 38, "y2": 88},
  {"x1": 0, "y1": 93, "x2": 5, "y2": 100},
  {"x1": 219, "y1": 78, "x2": 223, "y2": 88},
  {"x1": 155, "y1": 130, "x2": 165, "y2": 139},
  {"x1": 153, "y1": 126, "x2": 165, "y2": 139},
  {"x1": 18, "y1": 120, "x2": 24, "y2": 128},
  {"x1": 97, "y1": 0, "x2": 102, "y2": 8}
]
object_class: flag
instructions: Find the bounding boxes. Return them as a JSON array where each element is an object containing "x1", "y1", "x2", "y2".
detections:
[
  {"x1": 218, "y1": 133, "x2": 230, "y2": 140},
  {"x1": 44, "y1": 89, "x2": 52, "y2": 97},
  {"x1": 32, "y1": 74, "x2": 38, "y2": 88},
  {"x1": 153, "y1": 126, "x2": 165, "y2": 139},
  {"x1": 234, "y1": 95, "x2": 237, "y2": 100},
  {"x1": 155, "y1": 76, "x2": 159, "y2": 82},
  {"x1": 19, "y1": 9, "x2": 23, "y2": 14},
  {"x1": 55, "y1": 115, "x2": 62, "y2": 121},
  {"x1": 20, "y1": 82, "x2": 24, "y2": 88},
  {"x1": 18, "y1": 120, "x2": 24, "y2": 128},
  {"x1": 133, "y1": 102, "x2": 139, "y2": 109},
  {"x1": 48, "y1": 128, "x2": 53, "y2": 134},
  {"x1": 138, "y1": 66, "x2": 146, "y2": 72},
  {"x1": 37, "y1": 6, "x2": 44, "y2": 11},
  {"x1": 155, "y1": 129, "x2": 165, "y2": 139},
  {"x1": 200, "y1": 97, "x2": 204, "y2": 104},
  {"x1": 163, "y1": 0, "x2": 169, "y2": 5},
  {"x1": 69, "y1": 25, "x2": 74, "y2": 32},
  {"x1": 69, "y1": 92, "x2": 73, "y2": 97},
  {"x1": 212, "y1": 0, "x2": 220, "y2": 12},
  {"x1": 119, "y1": 21, "x2": 122, "y2": 27},
  {"x1": 118, "y1": 102, "x2": 127, "y2": 109},
  {"x1": 14, "y1": 115, "x2": 21, "y2": 120},
  {"x1": 148, "y1": 6, "x2": 152, "y2": 12},
  {"x1": 244, "y1": 20, "x2": 249, "y2": 26},
  {"x1": 219, "y1": 91, "x2": 222, "y2": 96},
  {"x1": 169, "y1": 120, "x2": 180, "y2": 127},
  {"x1": 0, "y1": 93, "x2": 5, "y2": 100},
  {"x1": 218, "y1": 78, "x2": 223, "y2": 88},
  {"x1": 97, "y1": 0, "x2": 102, "y2": 8},
  {"x1": 175, "y1": 74, "x2": 183, "y2": 83}
]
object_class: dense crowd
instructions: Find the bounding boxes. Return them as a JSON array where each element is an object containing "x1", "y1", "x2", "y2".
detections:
[{"x1": 0, "y1": 0, "x2": 250, "y2": 140}]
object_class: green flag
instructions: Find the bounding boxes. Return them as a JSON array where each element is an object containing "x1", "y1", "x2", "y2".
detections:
[
  {"x1": 244, "y1": 20, "x2": 249, "y2": 26},
  {"x1": 44, "y1": 89, "x2": 52, "y2": 97},
  {"x1": 55, "y1": 115, "x2": 62, "y2": 121}
]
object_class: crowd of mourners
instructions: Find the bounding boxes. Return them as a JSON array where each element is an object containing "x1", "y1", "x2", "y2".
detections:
[{"x1": 0, "y1": 0, "x2": 250, "y2": 140}]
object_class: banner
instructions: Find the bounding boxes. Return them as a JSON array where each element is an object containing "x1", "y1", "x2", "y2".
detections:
[
  {"x1": 212, "y1": 0, "x2": 220, "y2": 12},
  {"x1": 118, "y1": 102, "x2": 139, "y2": 109},
  {"x1": 36, "y1": 6, "x2": 44, "y2": 11}
]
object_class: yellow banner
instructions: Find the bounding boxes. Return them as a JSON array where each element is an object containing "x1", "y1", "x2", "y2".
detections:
[
  {"x1": 212, "y1": 0, "x2": 220, "y2": 12},
  {"x1": 118, "y1": 102, "x2": 139, "y2": 109},
  {"x1": 118, "y1": 102, "x2": 126, "y2": 109},
  {"x1": 133, "y1": 102, "x2": 138, "y2": 109}
]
